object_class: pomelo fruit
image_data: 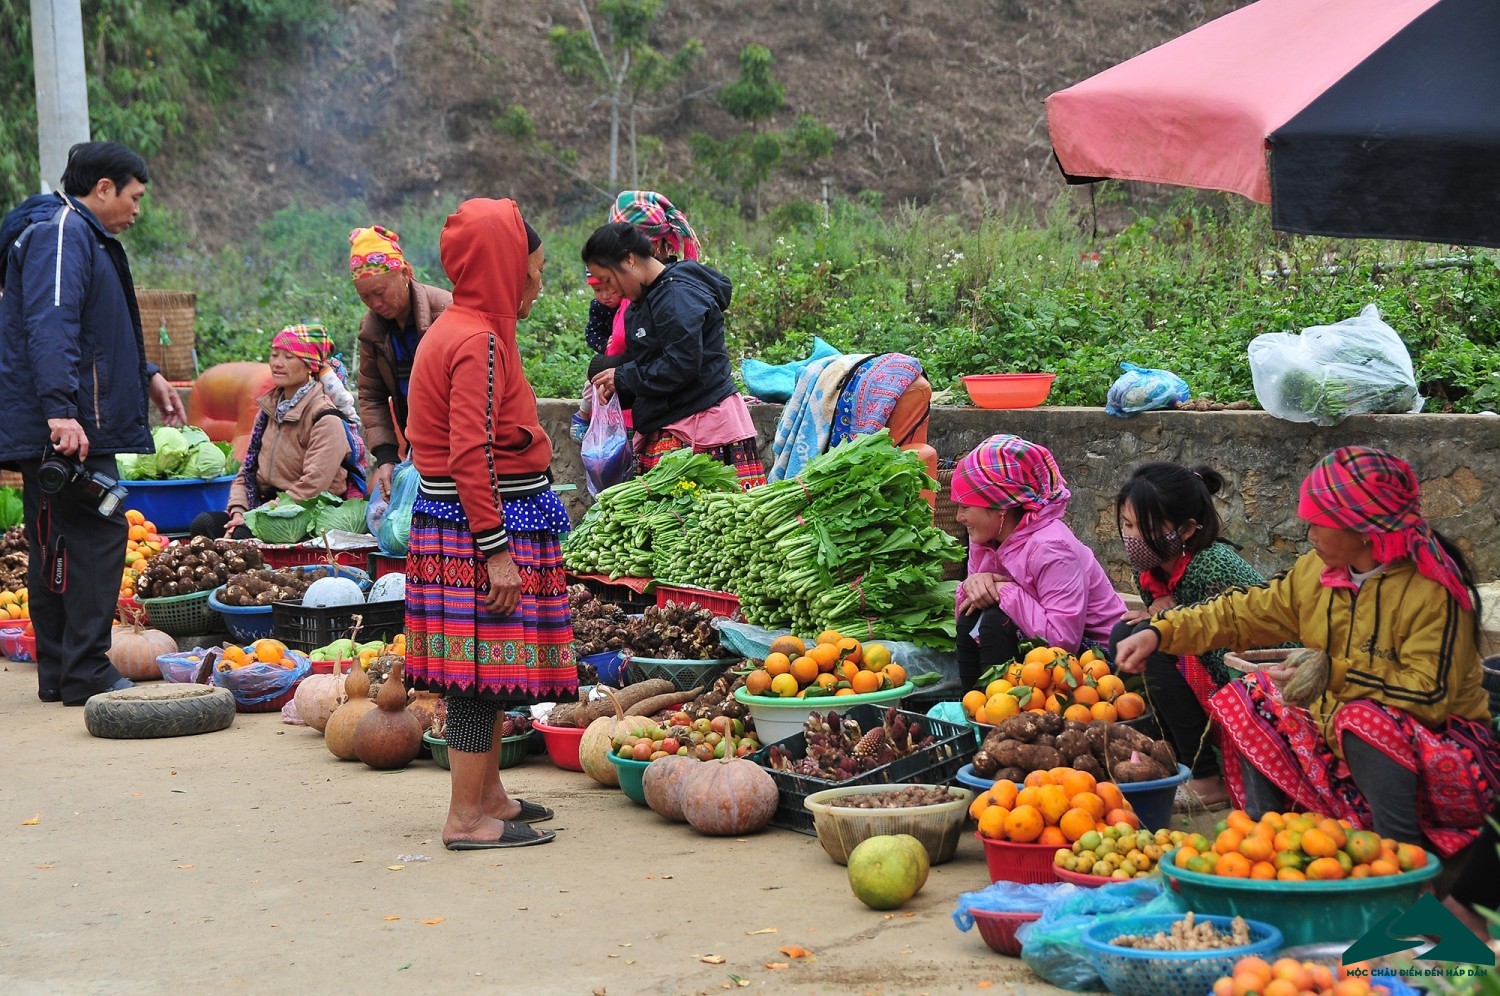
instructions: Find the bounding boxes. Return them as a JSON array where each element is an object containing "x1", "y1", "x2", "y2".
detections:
[
  {"x1": 847, "y1": 835, "x2": 923, "y2": 910},
  {"x1": 892, "y1": 833, "x2": 931, "y2": 890}
]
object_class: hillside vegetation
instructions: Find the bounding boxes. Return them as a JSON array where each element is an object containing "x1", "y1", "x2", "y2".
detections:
[{"x1": 5, "y1": 0, "x2": 1497, "y2": 411}]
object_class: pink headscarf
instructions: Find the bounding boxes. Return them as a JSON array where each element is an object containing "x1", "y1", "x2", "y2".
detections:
[
  {"x1": 951, "y1": 434, "x2": 1070, "y2": 512},
  {"x1": 1297, "y1": 446, "x2": 1471, "y2": 609}
]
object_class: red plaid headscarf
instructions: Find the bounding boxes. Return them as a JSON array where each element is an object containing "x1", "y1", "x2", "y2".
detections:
[
  {"x1": 609, "y1": 190, "x2": 700, "y2": 262},
  {"x1": 272, "y1": 323, "x2": 334, "y2": 373},
  {"x1": 1297, "y1": 446, "x2": 1471, "y2": 610},
  {"x1": 951, "y1": 434, "x2": 1070, "y2": 512}
]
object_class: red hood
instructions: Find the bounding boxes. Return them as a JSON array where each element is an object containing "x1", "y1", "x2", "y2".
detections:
[{"x1": 439, "y1": 198, "x2": 527, "y2": 316}]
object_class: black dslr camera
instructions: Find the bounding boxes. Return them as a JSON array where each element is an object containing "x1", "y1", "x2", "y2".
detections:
[{"x1": 38, "y1": 446, "x2": 130, "y2": 517}]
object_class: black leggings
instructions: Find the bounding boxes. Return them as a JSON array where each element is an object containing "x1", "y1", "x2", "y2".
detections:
[
  {"x1": 1238, "y1": 733, "x2": 1425, "y2": 845},
  {"x1": 446, "y1": 696, "x2": 500, "y2": 753},
  {"x1": 1107, "y1": 620, "x2": 1219, "y2": 779},
  {"x1": 956, "y1": 606, "x2": 1021, "y2": 691}
]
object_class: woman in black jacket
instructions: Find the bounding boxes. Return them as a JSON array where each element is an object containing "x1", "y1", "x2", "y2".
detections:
[{"x1": 582, "y1": 222, "x2": 765, "y2": 489}]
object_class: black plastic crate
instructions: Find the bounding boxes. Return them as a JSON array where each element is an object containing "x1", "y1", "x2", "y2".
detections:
[
  {"x1": 749, "y1": 704, "x2": 977, "y2": 836},
  {"x1": 271, "y1": 598, "x2": 405, "y2": 653}
]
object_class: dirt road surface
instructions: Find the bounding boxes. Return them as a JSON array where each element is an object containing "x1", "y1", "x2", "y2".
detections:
[{"x1": 0, "y1": 661, "x2": 1076, "y2": 996}]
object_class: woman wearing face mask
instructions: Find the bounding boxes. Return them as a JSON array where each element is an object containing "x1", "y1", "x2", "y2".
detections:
[
  {"x1": 1109, "y1": 463, "x2": 1266, "y2": 810},
  {"x1": 951, "y1": 434, "x2": 1125, "y2": 691}
]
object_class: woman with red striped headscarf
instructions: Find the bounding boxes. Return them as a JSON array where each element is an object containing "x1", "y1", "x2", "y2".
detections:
[
  {"x1": 950, "y1": 434, "x2": 1125, "y2": 690},
  {"x1": 1116, "y1": 447, "x2": 1498, "y2": 857}
]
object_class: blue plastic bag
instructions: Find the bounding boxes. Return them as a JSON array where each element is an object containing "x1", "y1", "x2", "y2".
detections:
[
  {"x1": 1106, "y1": 361, "x2": 1190, "y2": 417},
  {"x1": 741, "y1": 336, "x2": 841, "y2": 403},
  {"x1": 377, "y1": 458, "x2": 417, "y2": 556},
  {"x1": 1018, "y1": 878, "x2": 1183, "y2": 990},
  {"x1": 952, "y1": 881, "x2": 1083, "y2": 931}
]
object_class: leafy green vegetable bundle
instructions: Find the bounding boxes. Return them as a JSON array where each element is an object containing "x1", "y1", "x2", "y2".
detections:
[
  {"x1": 562, "y1": 450, "x2": 743, "y2": 578},
  {"x1": 728, "y1": 431, "x2": 964, "y2": 647}
]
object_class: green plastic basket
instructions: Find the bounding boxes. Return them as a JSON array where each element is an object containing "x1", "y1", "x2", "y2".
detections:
[
  {"x1": 1160, "y1": 846, "x2": 1441, "y2": 946},
  {"x1": 424, "y1": 732, "x2": 529, "y2": 771},
  {"x1": 140, "y1": 589, "x2": 219, "y2": 637},
  {"x1": 627, "y1": 656, "x2": 739, "y2": 691},
  {"x1": 605, "y1": 752, "x2": 651, "y2": 805}
]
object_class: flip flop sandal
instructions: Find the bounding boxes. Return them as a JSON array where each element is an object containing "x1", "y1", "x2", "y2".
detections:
[
  {"x1": 512, "y1": 798, "x2": 555, "y2": 824},
  {"x1": 1172, "y1": 785, "x2": 1230, "y2": 813},
  {"x1": 445, "y1": 821, "x2": 556, "y2": 850}
]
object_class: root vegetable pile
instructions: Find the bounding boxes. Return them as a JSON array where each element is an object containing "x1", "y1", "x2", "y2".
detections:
[
  {"x1": 216, "y1": 566, "x2": 347, "y2": 606},
  {"x1": 675, "y1": 671, "x2": 750, "y2": 722},
  {"x1": 829, "y1": 786, "x2": 955, "y2": 808},
  {"x1": 501, "y1": 713, "x2": 532, "y2": 738},
  {"x1": 970, "y1": 713, "x2": 1178, "y2": 784},
  {"x1": 767, "y1": 707, "x2": 937, "y2": 782},
  {"x1": 135, "y1": 536, "x2": 264, "y2": 599},
  {"x1": 624, "y1": 602, "x2": 725, "y2": 660},
  {"x1": 568, "y1": 586, "x2": 632, "y2": 656},
  {"x1": 1110, "y1": 912, "x2": 1251, "y2": 951}
]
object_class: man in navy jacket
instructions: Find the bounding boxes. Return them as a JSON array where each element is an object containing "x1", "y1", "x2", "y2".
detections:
[{"x1": 0, "y1": 141, "x2": 185, "y2": 705}]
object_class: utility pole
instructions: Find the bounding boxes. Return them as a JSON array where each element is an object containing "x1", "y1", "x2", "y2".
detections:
[{"x1": 31, "y1": 0, "x2": 91, "y2": 192}]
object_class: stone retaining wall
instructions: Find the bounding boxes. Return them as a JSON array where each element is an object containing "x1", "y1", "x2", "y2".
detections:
[{"x1": 541, "y1": 400, "x2": 1500, "y2": 584}]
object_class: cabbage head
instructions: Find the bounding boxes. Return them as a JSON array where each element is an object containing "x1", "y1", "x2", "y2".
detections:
[
  {"x1": 116, "y1": 453, "x2": 141, "y2": 479},
  {"x1": 179, "y1": 425, "x2": 211, "y2": 449},
  {"x1": 152, "y1": 426, "x2": 189, "y2": 474},
  {"x1": 243, "y1": 499, "x2": 311, "y2": 544},
  {"x1": 174, "y1": 441, "x2": 227, "y2": 480},
  {"x1": 313, "y1": 498, "x2": 370, "y2": 536},
  {"x1": 132, "y1": 452, "x2": 158, "y2": 480}
]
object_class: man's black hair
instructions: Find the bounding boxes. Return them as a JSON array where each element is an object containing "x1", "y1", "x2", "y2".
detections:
[{"x1": 60, "y1": 141, "x2": 149, "y2": 198}]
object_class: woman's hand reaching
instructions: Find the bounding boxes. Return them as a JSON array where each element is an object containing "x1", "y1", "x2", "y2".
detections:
[{"x1": 1113, "y1": 627, "x2": 1160, "y2": 674}]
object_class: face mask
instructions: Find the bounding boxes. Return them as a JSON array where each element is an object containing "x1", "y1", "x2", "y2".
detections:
[{"x1": 1124, "y1": 529, "x2": 1184, "y2": 574}]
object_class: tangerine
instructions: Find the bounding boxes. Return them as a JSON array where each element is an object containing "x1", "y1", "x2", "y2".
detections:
[
  {"x1": 1058, "y1": 808, "x2": 1096, "y2": 842},
  {"x1": 1238, "y1": 833, "x2": 1274, "y2": 863},
  {"x1": 1305, "y1": 856, "x2": 1346, "y2": 880},
  {"x1": 808, "y1": 643, "x2": 841, "y2": 669},
  {"x1": 985, "y1": 693, "x2": 1019, "y2": 722},
  {"x1": 1018, "y1": 660, "x2": 1052, "y2": 690},
  {"x1": 1037, "y1": 826, "x2": 1068, "y2": 847},
  {"x1": 1113, "y1": 692, "x2": 1146, "y2": 720},
  {"x1": 814, "y1": 629, "x2": 843, "y2": 646},
  {"x1": 1214, "y1": 829, "x2": 1245, "y2": 855},
  {"x1": 883, "y1": 663, "x2": 906, "y2": 687},
  {"x1": 1250, "y1": 861, "x2": 1278, "y2": 880},
  {"x1": 124, "y1": 509, "x2": 145, "y2": 526},
  {"x1": 984, "y1": 678, "x2": 1013, "y2": 698},
  {"x1": 765, "y1": 654, "x2": 792, "y2": 676},
  {"x1": 850, "y1": 670, "x2": 881, "y2": 694},
  {"x1": 814, "y1": 673, "x2": 838, "y2": 691},
  {"x1": 1275, "y1": 867, "x2": 1307, "y2": 881},
  {"x1": 744, "y1": 669, "x2": 773, "y2": 695},
  {"x1": 862, "y1": 643, "x2": 893, "y2": 671},
  {"x1": 1315, "y1": 818, "x2": 1348, "y2": 849},
  {"x1": 1215, "y1": 852, "x2": 1252, "y2": 878},
  {"x1": 961, "y1": 690, "x2": 986, "y2": 717},
  {"x1": 1003, "y1": 805, "x2": 1045, "y2": 843},
  {"x1": 1023, "y1": 645, "x2": 1060, "y2": 667},
  {"x1": 1096, "y1": 674, "x2": 1125, "y2": 700},
  {"x1": 1071, "y1": 684, "x2": 1100, "y2": 706},
  {"x1": 835, "y1": 636, "x2": 864, "y2": 666},
  {"x1": 769, "y1": 673, "x2": 800, "y2": 697},
  {"x1": 790, "y1": 656, "x2": 819, "y2": 686},
  {"x1": 1089, "y1": 701, "x2": 1119, "y2": 723},
  {"x1": 1299, "y1": 828, "x2": 1339, "y2": 858},
  {"x1": 768, "y1": 635, "x2": 806, "y2": 658}
]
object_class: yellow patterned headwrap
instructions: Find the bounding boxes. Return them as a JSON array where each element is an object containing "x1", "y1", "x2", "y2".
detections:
[{"x1": 348, "y1": 225, "x2": 411, "y2": 280}]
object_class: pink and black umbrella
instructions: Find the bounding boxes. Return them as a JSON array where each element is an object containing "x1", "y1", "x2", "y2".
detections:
[{"x1": 1045, "y1": 0, "x2": 1500, "y2": 247}]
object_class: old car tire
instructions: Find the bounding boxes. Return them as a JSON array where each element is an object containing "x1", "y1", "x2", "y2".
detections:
[{"x1": 84, "y1": 684, "x2": 236, "y2": 739}]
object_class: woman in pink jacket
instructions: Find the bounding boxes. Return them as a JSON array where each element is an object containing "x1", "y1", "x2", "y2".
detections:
[{"x1": 952, "y1": 434, "x2": 1125, "y2": 689}]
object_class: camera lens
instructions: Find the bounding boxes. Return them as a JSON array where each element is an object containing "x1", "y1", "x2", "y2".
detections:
[{"x1": 37, "y1": 459, "x2": 71, "y2": 493}]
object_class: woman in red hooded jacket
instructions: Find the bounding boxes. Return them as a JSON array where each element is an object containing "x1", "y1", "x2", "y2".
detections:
[{"x1": 403, "y1": 198, "x2": 575, "y2": 851}]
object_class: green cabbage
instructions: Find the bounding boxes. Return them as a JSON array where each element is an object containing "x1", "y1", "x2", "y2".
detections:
[
  {"x1": 313, "y1": 498, "x2": 370, "y2": 535},
  {"x1": 116, "y1": 453, "x2": 141, "y2": 479},
  {"x1": 243, "y1": 498, "x2": 311, "y2": 544},
  {"x1": 132, "y1": 452, "x2": 158, "y2": 480},
  {"x1": 179, "y1": 425, "x2": 211, "y2": 448},
  {"x1": 173, "y1": 441, "x2": 227, "y2": 480},
  {"x1": 0, "y1": 488, "x2": 21, "y2": 530},
  {"x1": 152, "y1": 426, "x2": 189, "y2": 474}
]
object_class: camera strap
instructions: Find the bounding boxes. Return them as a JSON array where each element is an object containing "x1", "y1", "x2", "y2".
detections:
[{"x1": 39, "y1": 496, "x2": 66, "y2": 594}]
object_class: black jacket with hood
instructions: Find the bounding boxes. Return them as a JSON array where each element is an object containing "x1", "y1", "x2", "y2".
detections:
[{"x1": 613, "y1": 260, "x2": 737, "y2": 435}]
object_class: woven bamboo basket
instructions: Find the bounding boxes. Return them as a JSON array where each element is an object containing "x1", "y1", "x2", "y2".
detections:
[
  {"x1": 135, "y1": 290, "x2": 198, "y2": 382},
  {"x1": 934, "y1": 467, "x2": 967, "y2": 581}
]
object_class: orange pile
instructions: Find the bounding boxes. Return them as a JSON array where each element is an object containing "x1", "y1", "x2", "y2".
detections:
[
  {"x1": 743, "y1": 631, "x2": 907, "y2": 699},
  {"x1": 961, "y1": 645, "x2": 1146, "y2": 726},
  {"x1": 970, "y1": 767, "x2": 1140, "y2": 845},
  {"x1": 120, "y1": 509, "x2": 169, "y2": 599},
  {"x1": 218, "y1": 638, "x2": 297, "y2": 670},
  {"x1": 1173, "y1": 809, "x2": 1428, "y2": 882},
  {"x1": 0, "y1": 587, "x2": 28, "y2": 621},
  {"x1": 1211, "y1": 954, "x2": 1392, "y2": 996}
]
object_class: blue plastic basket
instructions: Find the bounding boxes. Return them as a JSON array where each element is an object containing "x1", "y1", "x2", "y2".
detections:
[
  {"x1": 1118, "y1": 764, "x2": 1190, "y2": 830},
  {"x1": 580, "y1": 650, "x2": 626, "y2": 686},
  {"x1": 207, "y1": 588, "x2": 275, "y2": 642},
  {"x1": 1081, "y1": 913, "x2": 1282, "y2": 996},
  {"x1": 119, "y1": 475, "x2": 236, "y2": 533}
]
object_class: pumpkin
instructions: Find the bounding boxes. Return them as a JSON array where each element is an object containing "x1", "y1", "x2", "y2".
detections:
[
  {"x1": 580, "y1": 687, "x2": 659, "y2": 787},
  {"x1": 294, "y1": 659, "x2": 346, "y2": 733},
  {"x1": 107, "y1": 622, "x2": 177, "y2": 681},
  {"x1": 680, "y1": 756, "x2": 779, "y2": 836},
  {"x1": 642, "y1": 754, "x2": 699, "y2": 822},
  {"x1": 325, "y1": 660, "x2": 376, "y2": 760},
  {"x1": 353, "y1": 659, "x2": 423, "y2": 770}
]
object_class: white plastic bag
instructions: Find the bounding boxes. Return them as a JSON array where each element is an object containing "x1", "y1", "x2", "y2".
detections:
[
  {"x1": 581, "y1": 387, "x2": 633, "y2": 497},
  {"x1": 1248, "y1": 304, "x2": 1422, "y2": 426}
]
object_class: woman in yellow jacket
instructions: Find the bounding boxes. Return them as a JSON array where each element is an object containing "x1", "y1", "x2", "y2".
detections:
[{"x1": 1116, "y1": 447, "x2": 1497, "y2": 858}]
